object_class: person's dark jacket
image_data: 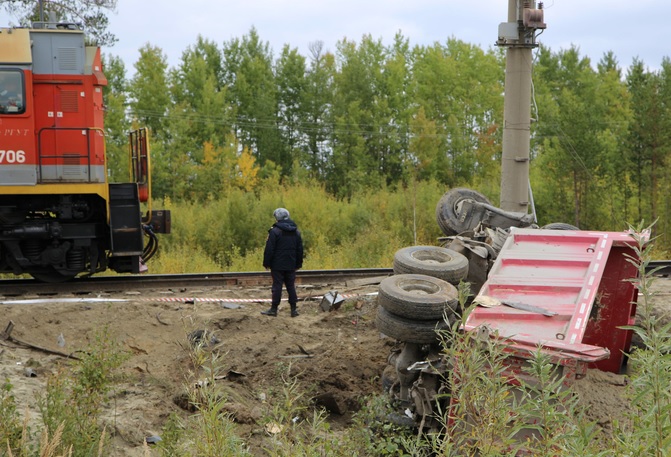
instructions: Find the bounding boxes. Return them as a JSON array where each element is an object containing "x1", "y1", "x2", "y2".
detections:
[{"x1": 263, "y1": 218, "x2": 304, "y2": 271}]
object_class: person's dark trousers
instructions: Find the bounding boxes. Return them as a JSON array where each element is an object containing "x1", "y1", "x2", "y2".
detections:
[{"x1": 271, "y1": 269, "x2": 298, "y2": 311}]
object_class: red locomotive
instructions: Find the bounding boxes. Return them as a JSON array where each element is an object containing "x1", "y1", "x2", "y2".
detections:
[{"x1": 0, "y1": 21, "x2": 170, "y2": 281}]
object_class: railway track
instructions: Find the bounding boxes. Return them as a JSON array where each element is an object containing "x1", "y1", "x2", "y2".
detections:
[
  {"x1": 1, "y1": 260, "x2": 670, "y2": 298},
  {"x1": 0, "y1": 268, "x2": 394, "y2": 297}
]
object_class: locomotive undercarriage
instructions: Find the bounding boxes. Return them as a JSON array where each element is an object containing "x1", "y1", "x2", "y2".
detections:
[{"x1": 0, "y1": 194, "x2": 108, "y2": 281}]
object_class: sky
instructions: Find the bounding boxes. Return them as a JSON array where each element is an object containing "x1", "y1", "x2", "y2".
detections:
[{"x1": 72, "y1": 1, "x2": 671, "y2": 74}]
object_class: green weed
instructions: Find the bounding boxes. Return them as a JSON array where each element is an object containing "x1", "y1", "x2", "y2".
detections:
[
  {"x1": 155, "y1": 331, "x2": 250, "y2": 457},
  {"x1": 0, "y1": 379, "x2": 24, "y2": 455},
  {"x1": 36, "y1": 327, "x2": 129, "y2": 457},
  {"x1": 614, "y1": 222, "x2": 671, "y2": 456}
]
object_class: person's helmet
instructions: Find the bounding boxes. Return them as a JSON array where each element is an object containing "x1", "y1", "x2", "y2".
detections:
[{"x1": 273, "y1": 208, "x2": 290, "y2": 221}]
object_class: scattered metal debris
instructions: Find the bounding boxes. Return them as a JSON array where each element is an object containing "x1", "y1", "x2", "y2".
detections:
[
  {"x1": 145, "y1": 435, "x2": 162, "y2": 444},
  {"x1": 155, "y1": 312, "x2": 170, "y2": 325},
  {"x1": 1, "y1": 320, "x2": 80, "y2": 359},
  {"x1": 319, "y1": 291, "x2": 345, "y2": 312},
  {"x1": 187, "y1": 329, "x2": 220, "y2": 347}
]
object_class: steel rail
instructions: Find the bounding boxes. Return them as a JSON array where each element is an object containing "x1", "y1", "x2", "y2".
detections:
[
  {"x1": 0, "y1": 268, "x2": 394, "y2": 296},
  {"x1": 1, "y1": 262, "x2": 669, "y2": 297}
]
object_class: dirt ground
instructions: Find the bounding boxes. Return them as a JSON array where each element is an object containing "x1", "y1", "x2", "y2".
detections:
[
  {"x1": 0, "y1": 279, "x2": 392, "y2": 455},
  {"x1": 1, "y1": 276, "x2": 670, "y2": 455}
]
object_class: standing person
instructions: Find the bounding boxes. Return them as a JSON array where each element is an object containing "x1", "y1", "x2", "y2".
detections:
[{"x1": 262, "y1": 208, "x2": 304, "y2": 317}]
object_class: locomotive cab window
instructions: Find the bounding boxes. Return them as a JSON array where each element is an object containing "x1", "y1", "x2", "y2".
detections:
[{"x1": 0, "y1": 70, "x2": 25, "y2": 114}]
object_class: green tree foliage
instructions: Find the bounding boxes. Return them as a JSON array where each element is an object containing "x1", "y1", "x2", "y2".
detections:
[
  {"x1": 223, "y1": 28, "x2": 284, "y2": 170},
  {"x1": 532, "y1": 46, "x2": 631, "y2": 229},
  {"x1": 127, "y1": 45, "x2": 174, "y2": 198},
  {"x1": 625, "y1": 58, "x2": 671, "y2": 245},
  {"x1": 301, "y1": 41, "x2": 336, "y2": 179},
  {"x1": 411, "y1": 39, "x2": 504, "y2": 189},
  {"x1": 161, "y1": 37, "x2": 233, "y2": 200},
  {"x1": 275, "y1": 44, "x2": 307, "y2": 175},
  {"x1": 101, "y1": 54, "x2": 130, "y2": 182},
  {"x1": 99, "y1": 28, "x2": 671, "y2": 253}
]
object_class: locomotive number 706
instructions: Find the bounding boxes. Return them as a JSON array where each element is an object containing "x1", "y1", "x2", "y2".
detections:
[{"x1": 0, "y1": 150, "x2": 26, "y2": 163}]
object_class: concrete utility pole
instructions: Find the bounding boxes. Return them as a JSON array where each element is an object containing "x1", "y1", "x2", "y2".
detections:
[{"x1": 498, "y1": 1, "x2": 546, "y2": 213}]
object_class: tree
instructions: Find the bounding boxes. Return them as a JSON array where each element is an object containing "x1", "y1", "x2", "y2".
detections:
[
  {"x1": 2, "y1": 0, "x2": 118, "y2": 45},
  {"x1": 169, "y1": 36, "x2": 232, "y2": 174},
  {"x1": 128, "y1": 44, "x2": 171, "y2": 140},
  {"x1": 626, "y1": 58, "x2": 671, "y2": 243},
  {"x1": 101, "y1": 54, "x2": 130, "y2": 182},
  {"x1": 411, "y1": 39, "x2": 503, "y2": 189},
  {"x1": 379, "y1": 33, "x2": 413, "y2": 186},
  {"x1": 275, "y1": 44, "x2": 307, "y2": 175},
  {"x1": 593, "y1": 51, "x2": 631, "y2": 229},
  {"x1": 301, "y1": 41, "x2": 335, "y2": 179},
  {"x1": 329, "y1": 35, "x2": 391, "y2": 197},
  {"x1": 127, "y1": 45, "x2": 172, "y2": 198},
  {"x1": 533, "y1": 46, "x2": 627, "y2": 229},
  {"x1": 222, "y1": 28, "x2": 283, "y2": 170}
]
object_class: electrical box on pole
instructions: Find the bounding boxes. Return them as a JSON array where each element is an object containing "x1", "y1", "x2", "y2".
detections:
[{"x1": 498, "y1": 1, "x2": 546, "y2": 214}]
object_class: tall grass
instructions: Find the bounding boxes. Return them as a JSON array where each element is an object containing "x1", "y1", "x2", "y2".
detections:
[
  {"x1": 150, "y1": 179, "x2": 447, "y2": 274},
  {"x1": 614, "y1": 223, "x2": 671, "y2": 456},
  {"x1": 1, "y1": 327, "x2": 128, "y2": 457},
  {"x1": 37, "y1": 328, "x2": 129, "y2": 457},
  {"x1": 153, "y1": 332, "x2": 251, "y2": 457},
  {"x1": 0, "y1": 379, "x2": 23, "y2": 455}
]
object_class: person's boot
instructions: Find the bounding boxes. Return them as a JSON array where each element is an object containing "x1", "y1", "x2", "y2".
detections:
[
  {"x1": 261, "y1": 307, "x2": 278, "y2": 316},
  {"x1": 290, "y1": 306, "x2": 299, "y2": 318}
]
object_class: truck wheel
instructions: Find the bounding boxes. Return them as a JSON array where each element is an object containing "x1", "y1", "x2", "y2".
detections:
[
  {"x1": 381, "y1": 365, "x2": 399, "y2": 393},
  {"x1": 375, "y1": 307, "x2": 452, "y2": 344},
  {"x1": 378, "y1": 274, "x2": 459, "y2": 320},
  {"x1": 541, "y1": 222, "x2": 579, "y2": 230},
  {"x1": 393, "y1": 245, "x2": 469, "y2": 285},
  {"x1": 436, "y1": 188, "x2": 491, "y2": 236}
]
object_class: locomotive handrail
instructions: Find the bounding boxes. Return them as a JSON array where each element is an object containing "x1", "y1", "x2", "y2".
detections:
[
  {"x1": 36, "y1": 126, "x2": 105, "y2": 183},
  {"x1": 129, "y1": 127, "x2": 152, "y2": 222}
]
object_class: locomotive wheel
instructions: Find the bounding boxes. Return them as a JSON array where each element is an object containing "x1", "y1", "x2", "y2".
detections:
[
  {"x1": 375, "y1": 307, "x2": 452, "y2": 344},
  {"x1": 435, "y1": 188, "x2": 491, "y2": 236},
  {"x1": 29, "y1": 269, "x2": 77, "y2": 283},
  {"x1": 541, "y1": 222, "x2": 580, "y2": 230},
  {"x1": 378, "y1": 274, "x2": 459, "y2": 320},
  {"x1": 393, "y1": 245, "x2": 469, "y2": 285}
]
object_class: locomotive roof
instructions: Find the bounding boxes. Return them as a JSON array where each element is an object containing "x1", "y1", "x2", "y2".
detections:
[{"x1": 0, "y1": 25, "x2": 93, "y2": 76}]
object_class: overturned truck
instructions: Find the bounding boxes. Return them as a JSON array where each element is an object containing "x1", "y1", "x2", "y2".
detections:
[{"x1": 375, "y1": 187, "x2": 643, "y2": 436}]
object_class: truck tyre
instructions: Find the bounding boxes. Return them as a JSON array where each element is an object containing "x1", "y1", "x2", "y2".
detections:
[
  {"x1": 541, "y1": 222, "x2": 580, "y2": 230},
  {"x1": 375, "y1": 307, "x2": 452, "y2": 344},
  {"x1": 436, "y1": 188, "x2": 491, "y2": 236},
  {"x1": 393, "y1": 245, "x2": 469, "y2": 285},
  {"x1": 378, "y1": 274, "x2": 459, "y2": 320}
]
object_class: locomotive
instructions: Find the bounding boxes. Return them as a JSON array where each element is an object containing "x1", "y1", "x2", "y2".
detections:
[{"x1": 0, "y1": 20, "x2": 170, "y2": 282}]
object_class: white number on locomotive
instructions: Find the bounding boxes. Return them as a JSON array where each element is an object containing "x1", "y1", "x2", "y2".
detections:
[{"x1": 0, "y1": 150, "x2": 26, "y2": 163}]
